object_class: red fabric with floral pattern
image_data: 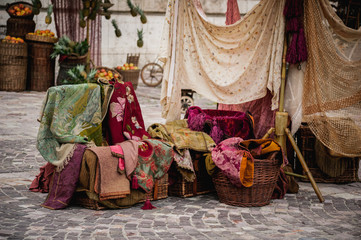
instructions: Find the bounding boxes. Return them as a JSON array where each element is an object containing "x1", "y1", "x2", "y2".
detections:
[{"x1": 106, "y1": 81, "x2": 150, "y2": 144}]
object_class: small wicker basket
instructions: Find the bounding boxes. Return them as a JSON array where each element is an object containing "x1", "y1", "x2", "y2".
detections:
[
  {"x1": 6, "y1": 2, "x2": 34, "y2": 19},
  {"x1": 212, "y1": 151, "x2": 281, "y2": 207},
  {"x1": 95, "y1": 66, "x2": 123, "y2": 83},
  {"x1": 120, "y1": 69, "x2": 140, "y2": 90}
]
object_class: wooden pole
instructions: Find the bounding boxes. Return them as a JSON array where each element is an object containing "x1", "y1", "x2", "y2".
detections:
[
  {"x1": 279, "y1": 36, "x2": 288, "y2": 112},
  {"x1": 285, "y1": 128, "x2": 325, "y2": 202}
]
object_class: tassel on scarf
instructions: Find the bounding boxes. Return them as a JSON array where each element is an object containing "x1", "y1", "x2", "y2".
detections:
[
  {"x1": 286, "y1": 32, "x2": 298, "y2": 64},
  {"x1": 141, "y1": 199, "x2": 156, "y2": 210},
  {"x1": 131, "y1": 175, "x2": 139, "y2": 189},
  {"x1": 296, "y1": 28, "x2": 307, "y2": 62}
]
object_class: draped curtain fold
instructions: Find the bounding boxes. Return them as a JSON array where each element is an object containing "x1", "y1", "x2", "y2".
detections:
[
  {"x1": 160, "y1": 0, "x2": 285, "y2": 122},
  {"x1": 51, "y1": 0, "x2": 102, "y2": 66},
  {"x1": 219, "y1": 0, "x2": 277, "y2": 139}
]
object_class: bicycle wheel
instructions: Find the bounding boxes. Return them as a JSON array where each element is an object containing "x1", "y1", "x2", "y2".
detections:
[
  {"x1": 180, "y1": 95, "x2": 194, "y2": 114},
  {"x1": 141, "y1": 63, "x2": 163, "y2": 87}
]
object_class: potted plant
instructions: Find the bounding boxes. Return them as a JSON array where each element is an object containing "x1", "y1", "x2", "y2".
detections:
[{"x1": 50, "y1": 35, "x2": 89, "y2": 85}]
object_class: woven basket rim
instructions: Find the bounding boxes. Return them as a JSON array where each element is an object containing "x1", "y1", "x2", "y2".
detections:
[
  {"x1": 0, "y1": 41, "x2": 27, "y2": 47},
  {"x1": 119, "y1": 69, "x2": 141, "y2": 73},
  {"x1": 26, "y1": 34, "x2": 58, "y2": 43}
]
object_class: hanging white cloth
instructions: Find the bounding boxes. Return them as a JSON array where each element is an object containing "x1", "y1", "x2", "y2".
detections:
[{"x1": 159, "y1": 0, "x2": 285, "y2": 121}]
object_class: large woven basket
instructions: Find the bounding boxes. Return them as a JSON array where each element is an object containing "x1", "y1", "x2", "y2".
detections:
[
  {"x1": 73, "y1": 174, "x2": 169, "y2": 210},
  {"x1": 56, "y1": 54, "x2": 87, "y2": 85},
  {"x1": 168, "y1": 151, "x2": 214, "y2": 198},
  {"x1": 295, "y1": 124, "x2": 359, "y2": 183},
  {"x1": 212, "y1": 151, "x2": 281, "y2": 207},
  {"x1": 0, "y1": 42, "x2": 28, "y2": 91},
  {"x1": 6, "y1": 18, "x2": 35, "y2": 39},
  {"x1": 26, "y1": 35, "x2": 56, "y2": 91},
  {"x1": 120, "y1": 69, "x2": 140, "y2": 90}
]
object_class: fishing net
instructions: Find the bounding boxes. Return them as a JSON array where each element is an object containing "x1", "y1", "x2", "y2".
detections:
[{"x1": 303, "y1": 0, "x2": 361, "y2": 157}]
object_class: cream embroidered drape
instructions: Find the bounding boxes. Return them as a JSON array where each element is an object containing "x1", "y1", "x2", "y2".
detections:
[{"x1": 159, "y1": 0, "x2": 285, "y2": 121}]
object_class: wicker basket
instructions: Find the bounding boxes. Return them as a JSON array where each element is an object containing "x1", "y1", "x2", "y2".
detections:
[
  {"x1": 0, "y1": 42, "x2": 27, "y2": 91},
  {"x1": 295, "y1": 124, "x2": 359, "y2": 183},
  {"x1": 120, "y1": 69, "x2": 140, "y2": 90},
  {"x1": 169, "y1": 151, "x2": 215, "y2": 198},
  {"x1": 74, "y1": 174, "x2": 169, "y2": 210},
  {"x1": 141, "y1": 174, "x2": 169, "y2": 202},
  {"x1": 26, "y1": 36, "x2": 56, "y2": 91},
  {"x1": 6, "y1": 18, "x2": 35, "y2": 39},
  {"x1": 95, "y1": 66, "x2": 123, "y2": 83},
  {"x1": 6, "y1": 2, "x2": 34, "y2": 19},
  {"x1": 212, "y1": 151, "x2": 281, "y2": 207},
  {"x1": 26, "y1": 34, "x2": 58, "y2": 44},
  {"x1": 56, "y1": 55, "x2": 87, "y2": 85}
]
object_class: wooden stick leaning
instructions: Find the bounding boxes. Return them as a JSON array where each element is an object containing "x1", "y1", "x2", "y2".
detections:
[{"x1": 262, "y1": 36, "x2": 325, "y2": 203}]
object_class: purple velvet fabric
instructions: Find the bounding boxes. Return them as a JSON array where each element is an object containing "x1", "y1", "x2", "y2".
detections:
[
  {"x1": 41, "y1": 144, "x2": 87, "y2": 210},
  {"x1": 186, "y1": 106, "x2": 254, "y2": 144}
]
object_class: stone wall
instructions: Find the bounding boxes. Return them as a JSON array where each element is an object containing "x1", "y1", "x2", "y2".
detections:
[{"x1": 0, "y1": 0, "x2": 259, "y2": 69}]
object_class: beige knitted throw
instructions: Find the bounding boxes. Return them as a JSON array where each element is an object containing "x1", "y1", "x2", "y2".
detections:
[{"x1": 303, "y1": 0, "x2": 361, "y2": 157}]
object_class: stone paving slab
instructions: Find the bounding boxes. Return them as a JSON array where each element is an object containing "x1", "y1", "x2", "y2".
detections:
[{"x1": 0, "y1": 83, "x2": 360, "y2": 239}]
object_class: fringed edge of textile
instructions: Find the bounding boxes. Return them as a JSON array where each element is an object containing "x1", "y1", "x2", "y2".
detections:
[{"x1": 56, "y1": 144, "x2": 77, "y2": 172}]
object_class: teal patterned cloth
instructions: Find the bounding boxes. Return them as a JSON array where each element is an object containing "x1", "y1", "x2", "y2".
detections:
[
  {"x1": 37, "y1": 83, "x2": 103, "y2": 166},
  {"x1": 134, "y1": 139, "x2": 174, "y2": 193}
]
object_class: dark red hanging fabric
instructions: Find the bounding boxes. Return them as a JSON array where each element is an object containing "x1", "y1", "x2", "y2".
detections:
[
  {"x1": 218, "y1": 0, "x2": 277, "y2": 139},
  {"x1": 284, "y1": 0, "x2": 307, "y2": 64},
  {"x1": 51, "y1": 0, "x2": 102, "y2": 66},
  {"x1": 225, "y1": 0, "x2": 241, "y2": 25}
]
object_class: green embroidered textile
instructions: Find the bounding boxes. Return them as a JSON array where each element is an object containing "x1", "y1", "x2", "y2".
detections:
[{"x1": 37, "y1": 83, "x2": 103, "y2": 166}]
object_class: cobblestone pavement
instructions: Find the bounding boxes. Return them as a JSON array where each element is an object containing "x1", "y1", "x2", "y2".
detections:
[{"x1": 0, "y1": 83, "x2": 360, "y2": 240}]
